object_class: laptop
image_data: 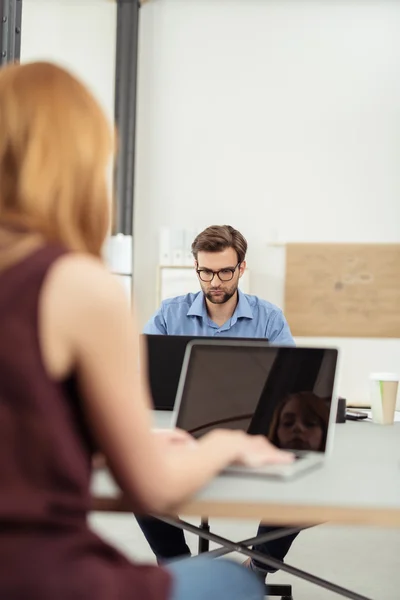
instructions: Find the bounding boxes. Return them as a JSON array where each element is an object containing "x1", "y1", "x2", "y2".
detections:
[
  {"x1": 172, "y1": 340, "x2": 339, "y2": 479},
  {"x1": 142, "y1": 334, "x2": 266, "y2": 411}
]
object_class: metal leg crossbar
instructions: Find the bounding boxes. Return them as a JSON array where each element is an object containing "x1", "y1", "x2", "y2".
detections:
[
  {"x1": 204, "y1": 522, "x2": 311, "y2": 560},
  {"x1": 160, "y1": 516, "x2": 374, "y2": 600}
]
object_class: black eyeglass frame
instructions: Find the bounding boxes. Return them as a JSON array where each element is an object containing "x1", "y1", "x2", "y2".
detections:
[{"x1": 196, "y1": 262, "x2": 241, "y2": 282}]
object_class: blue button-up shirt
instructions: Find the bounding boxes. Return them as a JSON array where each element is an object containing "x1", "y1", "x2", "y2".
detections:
[{"x1": 144, "y1": 289, "x2": 294, "y2": 344}]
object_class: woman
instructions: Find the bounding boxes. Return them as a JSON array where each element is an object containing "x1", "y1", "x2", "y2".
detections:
[
  {"x1": 269, "y1": 392, "x2": 330, "y2": 452},
  {"x1": 0, "y1": 62, "x2": 293, "y2": 600}
]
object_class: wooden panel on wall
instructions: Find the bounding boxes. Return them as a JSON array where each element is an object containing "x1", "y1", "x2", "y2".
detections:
[{"x1": 285, "y1": 244, "x2": 400, "y2": 338}]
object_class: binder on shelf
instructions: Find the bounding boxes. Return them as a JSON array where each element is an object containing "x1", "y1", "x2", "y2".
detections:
[
  {"x1": 159, "y1": 227, "x2": 172, "y2": 266},
  {"x1": 171, "y1": 229, "x2": 185, "y2": 266},
  {"x1": 184, "y1": 228, "x2": 196, "y2": 266}
]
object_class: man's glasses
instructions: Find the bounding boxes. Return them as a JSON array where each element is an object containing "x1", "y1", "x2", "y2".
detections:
[{"x1": 196, "y1": 262, "x2": 241, "y2": 283}]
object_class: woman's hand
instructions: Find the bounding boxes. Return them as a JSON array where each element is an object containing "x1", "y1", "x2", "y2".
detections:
[
  {"x1": 204, "y1": 430, "x2": 294, "y2": 468},
  {"x1": 235, "y1": 433, "x2": 294, "y2": 467}
]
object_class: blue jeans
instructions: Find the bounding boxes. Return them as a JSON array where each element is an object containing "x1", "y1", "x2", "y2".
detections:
[
  {"x1": 166, "y1": 556, "x2": 264, "y2": 600},
  {"x1": 136, "y1": 517, "x2": 299, "y2": 574}
]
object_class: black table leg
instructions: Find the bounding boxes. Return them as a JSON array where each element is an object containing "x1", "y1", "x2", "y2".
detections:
[{"x1": 198, "y1": 516, "x2": 210, "y2": 554}]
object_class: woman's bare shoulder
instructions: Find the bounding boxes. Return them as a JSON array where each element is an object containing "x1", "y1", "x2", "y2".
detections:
[
  {"x1": 39, "y1": 253, "x2": 132, "y2": 379},
  {"x1": 50, "y1": 253, "x2": 124, "y2": 298},
  {"x1": 43, "y1": 252, "x2": 130, "y2": 329}
]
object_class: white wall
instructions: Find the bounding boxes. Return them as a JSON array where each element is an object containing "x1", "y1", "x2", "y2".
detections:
[
  {"x1": 21, "y1": 0, "x2": 122, "y2": 284},
  {"x1": 21, "y1": 0, "x2": 116, "y2": 125},
  {"x1": 134, "y1": 0, "x2": 400, "y2": 404}
]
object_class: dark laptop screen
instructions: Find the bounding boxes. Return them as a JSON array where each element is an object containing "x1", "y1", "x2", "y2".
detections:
[
  {"x1": 142, "y1": 334, "x2": 266, "y2": 411},
  {"x1": 175, "y1": 343, "x2": 337, "y2": 453}
]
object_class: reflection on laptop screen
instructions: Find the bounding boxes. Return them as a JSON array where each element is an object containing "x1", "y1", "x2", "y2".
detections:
[{"x1": 175, "y1": 344, "x2": 337, "y2": 453}]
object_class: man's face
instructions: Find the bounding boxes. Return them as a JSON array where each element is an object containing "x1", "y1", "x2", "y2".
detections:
[{"x1": 195, "y1": 248, "x2": 245, "y2": 305}]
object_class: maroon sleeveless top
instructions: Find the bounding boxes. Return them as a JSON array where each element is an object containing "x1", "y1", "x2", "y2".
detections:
[{"x1": 0, "y1": 245, "x2": 171, "y2": 600}]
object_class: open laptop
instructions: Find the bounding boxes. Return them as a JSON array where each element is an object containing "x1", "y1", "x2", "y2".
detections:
[
  {"x1": 172, "y1": 340, "x2": 339, "y2": 479},
  {"x1": 142, "y1": 334, "x2": 265, "y2": 411}
]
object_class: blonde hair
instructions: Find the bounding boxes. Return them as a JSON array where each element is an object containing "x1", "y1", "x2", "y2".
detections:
[{"x1": 0, "y1": 62, "x2": 113, "y2": 257}]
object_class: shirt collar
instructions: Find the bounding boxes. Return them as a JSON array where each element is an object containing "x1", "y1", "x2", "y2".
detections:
[
  {"x1": 186, "y1": 289, "x2": 253, "y2": 321},
  {"x1": 187, "y1": 291, "x2": 207, "y2": 318},
  {"x1": 234, "y1": 289, "x2": 253, "y2": 320}
]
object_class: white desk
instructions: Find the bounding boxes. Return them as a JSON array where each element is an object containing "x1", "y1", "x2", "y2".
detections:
[
  {"x1": 92, "y1": 412, "x2": 400, "y2": 527},
  {"x1": 91, "y1": 413, "x2": 400, "y2": 600}
]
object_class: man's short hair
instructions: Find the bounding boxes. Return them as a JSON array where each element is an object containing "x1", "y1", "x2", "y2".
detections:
[{"x1": 191, "y1": 225, "x2": 247, "y2": 263}]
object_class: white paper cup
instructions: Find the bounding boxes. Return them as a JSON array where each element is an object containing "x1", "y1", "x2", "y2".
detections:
[{"x1": 369, "y1": 373, "x2": 399, "y2": 425}]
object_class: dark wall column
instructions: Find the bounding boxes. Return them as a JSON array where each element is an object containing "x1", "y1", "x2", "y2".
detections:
[{"x1": 0, "y1": 0, "x2": 23, "y2": 66}]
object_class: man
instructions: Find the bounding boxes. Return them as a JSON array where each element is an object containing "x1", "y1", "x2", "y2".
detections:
[{"x1": 138, "y1": 225, "x2": 298, "y2": 578}]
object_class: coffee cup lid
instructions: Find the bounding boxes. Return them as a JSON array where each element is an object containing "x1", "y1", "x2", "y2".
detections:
[{"x1": 369, "y1": 372, "x2": 399, "y2": 382}]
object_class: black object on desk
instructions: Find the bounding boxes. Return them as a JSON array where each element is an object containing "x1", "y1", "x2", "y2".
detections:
[
  {"x1": 336, "y1": 397, "x2": 346, "y2": 423},
  {"x1": 346, "y1": 409, "x2": 368, "y2": 421}
]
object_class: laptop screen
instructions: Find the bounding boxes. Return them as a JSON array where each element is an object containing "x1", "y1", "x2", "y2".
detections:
[
  {"x1": 143, "y1": 334, "x2": 266, "y2": 411},
  {"x1": 175, "y1": 343, "x2": 337, "y2": 453}
]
